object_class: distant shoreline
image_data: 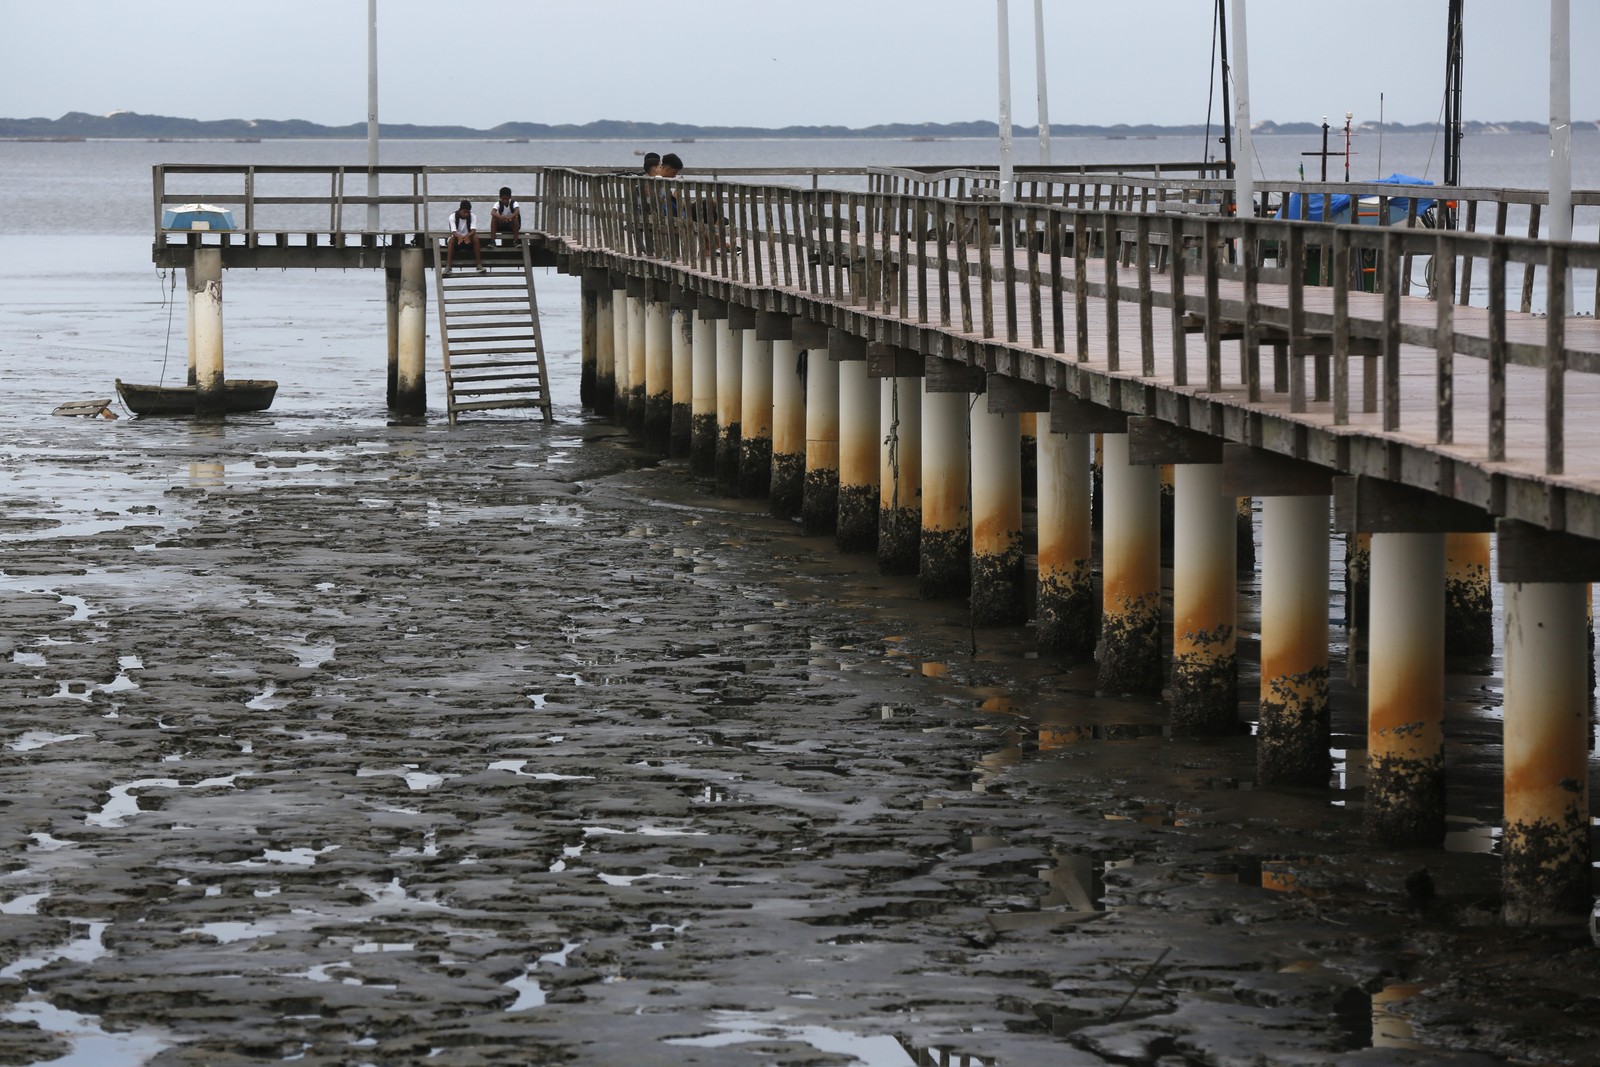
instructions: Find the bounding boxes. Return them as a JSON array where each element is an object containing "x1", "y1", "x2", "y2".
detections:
[{"x1": 0, "y1": 111, "x2": 1577, "y2": 142}]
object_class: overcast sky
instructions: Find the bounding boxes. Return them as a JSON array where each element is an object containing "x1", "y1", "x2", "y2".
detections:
[{"x1": 2, "y1": 1, "x2": 1592, "y2": 129}]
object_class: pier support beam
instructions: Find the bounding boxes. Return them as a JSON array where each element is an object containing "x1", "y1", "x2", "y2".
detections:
[
  {"x1": 1037, "y1": 430, "x2": 1094, "y2": 659},
  {"x1": 192, "y1": 248, "x2": 226, "y2": 417},
  {"x1": 802, "y1": 341, "x2": 840, "y2": 536},
  {"x1": 771, "y1": 339, "x2": 807, "y2": 517},
  {"x1": 1496, "y1": 520, "x2": 1597, "y2": 925},
  {"x1": 1226, "y1": 445, "x2": 1335, "y2": 786},
  {"x1": 1097, "y1": 432, "x2": 1162, "y2": 695},
  {"x1": 625, "y1": 289, "x2": 646, "y2": 434},
  {"x1": 1129, "y1": 418, "x2": 1236, "y2": 732},
  {"x1": 186, "y1": 265, "x2": 199, "y2": 386},
  {"x1": 1335, "y1": 474, "x2": 1495, "y2": 844},
  {"x1": 690, "y1": 306, "x2": 719, "y2": 476},
  {"x1": 670, "y1": 302, "x2": 693, "y2": 458},
  {"x1": 643, "y1": 296, "x2": 673, "y2": 454},
  {"x1": 610, "y1": 285, "x2": 629, "y2": 421},
  {"x1": 836, "y1": 333, "x2": 878, "y2": 552},
  {"x1": 383, "y1": 266, "x2": 398, "y2": 406},
  {"x1": 971, "y1": 403, "x2": 1024, "y2": 625},
  {"x1": 1367, "y1": 532, "x2": 1446, "y2": 843},
  {"x1": 715, "y1": 319, "x2": 743, "y2": 495},
  {"x1": 878, "y1": 374, "x2": 922, "y2": 575},
  {"x1": 394, "y1": 247, "x2": 426, "y2": 418},
  {"x1": 739, "y1": 333, "x2": 774, "y2": 498},
  {"x1": 579, "y1": 271, "x2": 600, "y2": 409},
  {"x1": 595, "y1": 286, "x2": 615, "y2": 417},
  {"x1": 919, "y1": 365, "x2": 972, "y2": 599}
]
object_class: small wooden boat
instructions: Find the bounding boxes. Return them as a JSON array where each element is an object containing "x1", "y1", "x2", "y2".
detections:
[{"x1": 115, "y1": 378, "x2": 278, "y2": 417}]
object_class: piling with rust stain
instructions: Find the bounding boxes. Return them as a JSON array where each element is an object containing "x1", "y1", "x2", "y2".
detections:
[
  {"x1": 802, "y1": 348, "x2": 839, "y2": 535},
  {"x1": 594, "y1": 287, "x2": 615, "y2": 416},
  {"x1": 714, "y1": 320, "x2": 743, "y2": 495},
  {"x1": 1170, "y1": 463, "x2": 1238, "y2": 733},
  {"x1": 1445, "y1": 532, "x2": 1493, "y2": 655},
  {"x1": 739, "y1": 335, "x2": 773, "y2": 499},
  {"x1": 690, "y1": 313, "x2": 717, "y2": 476},
  {"x1": 1258, "y1": 495, "x2": 1331, "y2": 787},
  {"x1": 878, "y1": 376, "x2": 921, "y2": 575},
  {"x1": 625, "y1": 295, "x2": 647, "y2": 434},
  {"x1": 1366, "y1": 532, "x2": 1445, "y2": 846},
  {"x1": 971, "y1": 405, "x2": 1024, "y2": 625},
  {"x1": 1098, "y1": 433, "x2": 1162, "y2": 694},
  {"x1": 643, "y1": 301, "x2": 673, "y2": 453},
  {"x1": 770, "y1": 341, "x2": 806, "y2": 519},
  {"x1": 919, "y1": 385, "x2": 969, "y2": 598},
  {"x1": 1502, "y1": 580, "x2": 1591, "y2": 925},
  {"x1": 669, "y1": 308, "x2": 693, "y2": 458},
  {"x1": 837, "y1": 360, "x2": 879, "y2": 552},
  {"x1": 1037, "y1": 431, "x2": 1095, "y2": 659},
  {"x1": 193, "y1": 248, "x2": 227, "y2": 418}
]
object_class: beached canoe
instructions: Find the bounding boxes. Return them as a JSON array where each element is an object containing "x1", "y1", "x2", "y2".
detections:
[{"x1": 115, "y1": 378, "x2": 278, "y2": 417}]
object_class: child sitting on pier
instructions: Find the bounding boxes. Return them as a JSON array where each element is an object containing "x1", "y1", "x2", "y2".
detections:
[
  {"x1": 445, "y1": 200, "x2": 484, "y2": 274},
  {"x1": 490, "y1": 187, "x2": 521, "y2": 238}
]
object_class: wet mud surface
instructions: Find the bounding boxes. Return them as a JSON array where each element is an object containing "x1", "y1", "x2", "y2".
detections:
[{"x1": 2, "y1": 409, "x2": 1600, "y2": 1066}]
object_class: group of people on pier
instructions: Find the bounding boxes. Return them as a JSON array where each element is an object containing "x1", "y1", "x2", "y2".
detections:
[{"x1": 444, "y1": 186, "x2": 522, "y2": 274}]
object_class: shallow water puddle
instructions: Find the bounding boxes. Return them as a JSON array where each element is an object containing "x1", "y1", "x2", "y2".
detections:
[
  {"x1": 487, "y1": 759, "x2": 592, "y2": 781},
  {"x1": 0, "y1": 1000, "x2": 172, "y2": 1066},
  {"x1": 8, "y1": 730, "x2": 90, "y2": 751},
  {"x1": 85, "y1": 773, "x2": 239, "y2": 827},
  {"x1": 505, "y1": 941, "x2": 584, "y2": 1012},
  {"x1": 356, "y1": 765, "x2": 452, "y2": 791},
  {"x1": 663, "y1": 1011, "x2": 982, "y2": 1065}
]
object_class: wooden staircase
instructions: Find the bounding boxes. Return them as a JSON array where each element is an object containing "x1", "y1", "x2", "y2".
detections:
[{"x1": 433, "y1": 236, "x2": 552, "y2": 423}]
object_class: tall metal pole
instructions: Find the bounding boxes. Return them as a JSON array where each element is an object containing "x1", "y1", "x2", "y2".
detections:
[
  {"x1": 1549, "y1": 0, "x2": 1572, "y2": 247},
  {"x1": 1033, "y1": 0, "x2": 1052, "y2": 166},
  {"x1": 367, "y1": 0, "x2": 379, "y2": 234},
  {"x1": 1443, "y1": 0, "x2": 1465, "y2": 191},
  {"x1": 1231, "y1": 0, "x2": 1254, "y2": 218},
  {"x1": 1216, "y1": 0, "x2": 1235, "y2": 189},
  {"x1": 996, "y1": 0, "x2": 1015, "y2": 203}
]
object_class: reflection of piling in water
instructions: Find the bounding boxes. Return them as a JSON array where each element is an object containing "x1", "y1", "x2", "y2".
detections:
[{"x1": 769, "y1": 339, "x2": 806, "y2": 518}]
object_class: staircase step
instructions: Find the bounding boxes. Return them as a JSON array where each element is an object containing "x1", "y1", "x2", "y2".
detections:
[{"x1": 449, "y1": 398, "x2": 548, "y2": 413}]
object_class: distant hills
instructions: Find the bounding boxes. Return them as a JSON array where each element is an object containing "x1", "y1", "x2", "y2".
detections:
[{"x1": 0, "y1": 110, "x2": 1565, "y2": 141}]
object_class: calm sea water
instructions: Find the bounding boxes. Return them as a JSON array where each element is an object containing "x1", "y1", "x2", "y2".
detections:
[{"x1": 0, "y1": 131, "x2": 1593, "y2": 421}]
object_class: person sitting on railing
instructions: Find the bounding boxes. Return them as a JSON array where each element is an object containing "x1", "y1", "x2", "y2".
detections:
[
  {"x1": 445, "y1": 200, "x2": 484, "y2": 274},
  {"x1": 490, "y1": 187, "x2": 521, "y2": 239}
]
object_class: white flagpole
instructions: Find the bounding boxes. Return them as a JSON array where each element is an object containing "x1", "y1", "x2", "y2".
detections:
[
  {"x1": 1034, "y1": 0, "x2": 1052, "y2": 166},
  {"x1": 996, "y1": 0, "x2": 1015, "y2": 202}
]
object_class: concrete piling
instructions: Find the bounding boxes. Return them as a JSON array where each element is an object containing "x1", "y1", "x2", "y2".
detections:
[
  {"x1": 970, "y1": 404, "x2": 1025, "y2": 625},
  {"x1": 383, "y1": 266, "x2": 398, "y2": 406},
  {"x1": 714, "y1": 320, "x2": 743, "y2": 495},
  {"x1": 594, "y1": 287, "x2": 615, "y2": 417},
  {"x1": 1036, "y1": 430, "x2": 1095, "y2": 660},
  {"x1": 739, "y1": 334, "x2": 774, "y2": 498},
  {"x1": 1365, "y1": 532, "x2": 1446, "y2": 846},
  {"x1": 878, "y1": 376, "x2": 921, "y2": 575},
  {"x1": 643, "y1": 299, "x2": 673, "y2": 453},
  {"x1": 1502, "y1": 580, "x2": 1592, "y2": 924},
  {"x1": 1445, "y1": 532, "x2": 1494, "y2": 655},
  {"x1": 626, "y1": 293, "x2": 647, "y2": 434},
  {"x1": 802, "y1": 346, "x2": 840, "y2": 536},
  {"x1": 770, "y1": 340, "x2": 807, "y2": 520},
  {"x1": 580, "y1": 274, "x2": 598, "y2": 409},
  {"x1": 1097, "y1": 433, "x2": 1162, "y2": 694},
  {"x1": 610, "y1": 286, "x2": 629, "y2": 422},
  {"x1": 690, "y1": 312, "x2": 717, "y2": 475},
  {"x1": 669, "y1": 306, "x2": 693, "y2": 458},
  {"x1": 394, "y1": 247, "x2": 426, "y2": 418},
  {"x1": 1170, "y1": 463, "x2": 1238, "y2": 733},
  {"x1": 836, "y1": 358, "x2": 879, "y2": 552},
  {"x1": 192, "y1": 248, "x2": 225, "y2": 418},
  {"x1": 919, "y1": 384, "x2": 969, "y2": 599},
  {"x1": 186, "y1": 265, "x2": 199, "y2": 387},
  {"x1": 1258, "y1": 495, "x2": 1332, "y2": 787}
]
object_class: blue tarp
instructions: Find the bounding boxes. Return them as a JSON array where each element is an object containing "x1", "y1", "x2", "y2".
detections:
[{"x1": 1279, "y1": 173, "x2": 1436, "y2": 225}]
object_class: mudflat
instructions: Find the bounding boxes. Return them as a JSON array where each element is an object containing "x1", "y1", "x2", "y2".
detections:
[{"x1": 1, "y1": 411, "x2": 1596, "y2": 1066}]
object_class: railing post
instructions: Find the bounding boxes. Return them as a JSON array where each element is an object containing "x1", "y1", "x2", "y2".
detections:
[{"x1": 1547, "y1": 243, "x2": 1568, "y2": 475}]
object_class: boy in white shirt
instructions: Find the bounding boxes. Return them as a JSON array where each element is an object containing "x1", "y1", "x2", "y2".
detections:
[{"x1": 445, "y1": 200, "x2": 484, "y2": 274}]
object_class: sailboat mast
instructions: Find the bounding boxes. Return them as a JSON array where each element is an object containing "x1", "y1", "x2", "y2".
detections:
[
  {"x1": 1217, "y1": 0, "x2": 1235, "y2": 188},
  {"x1": 1444, "y1": 0, "x2": 1464, "y2": 190}
]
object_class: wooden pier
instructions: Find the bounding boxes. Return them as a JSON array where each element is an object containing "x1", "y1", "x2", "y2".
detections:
[{"x1": 152, "y1": 161, "x2": 1600, "y2": 925}]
